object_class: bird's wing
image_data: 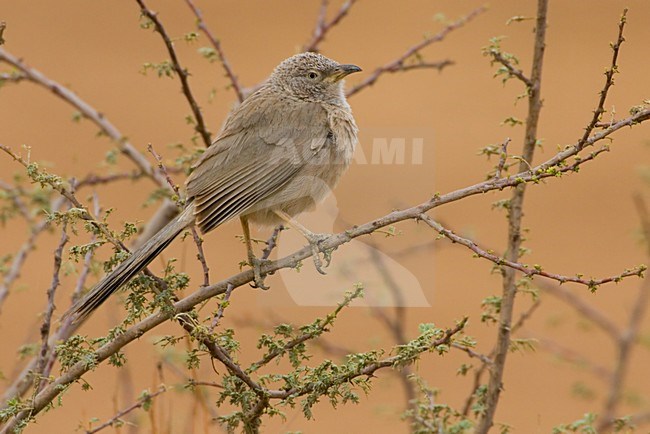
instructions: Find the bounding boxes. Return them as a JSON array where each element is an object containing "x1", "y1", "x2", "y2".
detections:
[{"x1": 186, "y1": 92, "x2": 331, "y2": 233}]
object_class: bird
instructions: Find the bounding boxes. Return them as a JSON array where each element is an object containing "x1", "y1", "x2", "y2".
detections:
[{"x1": 68, "y1": 52, "x2": 361, "y2": 323}]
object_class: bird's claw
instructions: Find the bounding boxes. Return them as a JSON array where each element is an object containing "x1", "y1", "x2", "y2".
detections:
[
  {"x1": 249, "y1": 256, "x2": 271, "y2": 290},
  {"x1": 304, "y1": 233, "x2": 332, "y2": 275}
]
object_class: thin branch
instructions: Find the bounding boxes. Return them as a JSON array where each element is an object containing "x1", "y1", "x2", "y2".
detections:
[
  {"x1": 578, "y1": 8, "x2": 628, "y2": 149},
  {"x1": 0, "y1": 144, "x2": 130, "y2": 253},
  {"x1": 76, "y1": 171, "x2": 148, "y2": 189},
  {"x1": 2, "y1": 100, "x2": 650, "y2": 429},
  {"x1": 260, "y1": 225, "x2": 284, "y2": 260},
  {"x1": 184, "y1": 0, "x2": 244, "y2": 102},
  {"x1": 477, "y1": 2, "x2": 548, "y2": 430},
  {"x1": 0, "y1": 48, "x2": 172, "y2": 192},
  {"x1": 598, "y1": 195, "x2": 650, "y2": 429},
  {"x1": 346, "y1": 7, "x2": 486, "y2": 97},
  {"x1": 34, "y1": 224, "x2": 68, "y2": 392},
  {"x1": 0, "y1": 180, "x2": 33, "y2": 223},
  {"x1": 0, "y1": 72, "x2": 26, "y2": 83},
  {"x1": 303, "y1": 0, "x2": 358, "y2": 53},
  {"x1": 85, "y1": 386, "x2": 168, "y2": 434},
  {"x1": 461, "y1": 298, "x2": 544, "y2": 416},
  {"x1": 146, "y1": 143, "x2": 181, "y2": 198},
  {"x1": 511, "y1": 298, "x2": 541, "y2": 334},
  {"x1": 191, "y1": 227, "x2": 210, "y2": 287},
  {"x1": 451, "y1": 343, "x2": 493, "y2": 365},
  {"x1": 209, "y1": 283, "x2": 233, "y2": 333},
  {"x1": 493, "y1": 137, "x2": 511, "y2": 179},
  {"x1": 136, "y1": 0, "x2": 212, "y2": 147},
  {"x1": 0, "y1": 197, "x2": 66, "y2": 313},
  {"x1": 534, "y1": 336, "x2": 613, "y2": 380},
  {"x1": 489, "y1": 51, "x2": 532, "y2": 87},
  {"x1": 2, "y1": 196, "x2": 98, "y2": 407},
  {"x1": 420, "y1": 215, "x2": 643, "y2": 288}
]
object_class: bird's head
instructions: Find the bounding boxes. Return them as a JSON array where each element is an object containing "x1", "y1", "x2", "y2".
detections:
[{"x1": 269, "y1": 52, "x2": 361, "y2": 103}]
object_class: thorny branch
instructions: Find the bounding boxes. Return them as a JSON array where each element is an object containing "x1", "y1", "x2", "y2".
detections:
[
  {"x1": 421, "y1": 215, "x2": 645, "y2": 289},
  {"x1": 597, "y1": 195, "x2": 650, "y2": 430},
  {"x1": 477, "y1": 1, "x2": 547, "y2": 431},
  {"x1": 85, "y1": 386, "x2": 168, "y2": 434},
  {"x1": 0, "y1": 144, "x2": 131, "y2": 254},
  {"x1": 578, "y1": 9, "x2": 628, "y2": 149},
  {"x1": 488, "y1": 50, "x2": 532, "y2": 87},
  {"x1": 0, "y1": 49, "x2": 171, "y2": 192},
  {"x1": 34, "y1": 224, "x2": 69, "y2": 392},
  {"x1": 347, "y1": 7, "x2": 485, "y2": 97},
  {"x1": 136, "y1": 0, "x2": 213, "y2": 148},
  {"x1": 184, "y1": 0, "x2": 244, "y2": 102},
  {"x1": 1, "y1": 3, "x2": 650, "y2": 432},
  {"x1": 3, "y1": 99, "x2": 649, "y2": 428},
  {"x1": 303, "y1": 0, "x2": 358, "y2": 53},
  {"x1": 0, "y1": 196, "x2": 66, "y2": 313}
]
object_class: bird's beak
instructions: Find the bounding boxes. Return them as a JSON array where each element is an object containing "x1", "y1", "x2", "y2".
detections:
[{"x1": 330, "y1": 64, "x2": 362, "y2": 82}]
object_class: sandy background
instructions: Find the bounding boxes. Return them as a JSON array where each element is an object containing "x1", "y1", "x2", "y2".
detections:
[{"x1": 1, "y1": 0, "x2": 650, "y2": 432}]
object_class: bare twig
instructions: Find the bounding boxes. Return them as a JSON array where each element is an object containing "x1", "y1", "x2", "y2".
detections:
[
  {"x1": 452, "y1": 343, "x2": 493, "y2": 365},
  {"x1": 421, "y1": 215, "x2": 643, "y2": 288},
  {"x1": 34, "y1": 223, "x2": 68, "y2": 392},
  {"x1": 494, "y1": 137, "x2": 511, "y2": 179},
  {"x1": 136, "y1": 0, "x2": 212, "y2": 147},
  {"x1": 85, "y1": 386, "x2": 168, "y2": 434},
  {"x1": 209, "y1": 283, "x2": 233, "y2": 332},
  {"x1": 477, "y1": 1, "x2": 548, "y2": 431},
  {"x1": 346, "y1": 7, "x2": 486, "y2": 97},
  {"x1": 75, "y1": 171, "x2": 147, "y2": 189},
  {"x1": 489, "y1": 51, "x2": 532, "y2": 87},
  {"x1": 260, "y1": 225, "x2": 284, "y2": 260},
  {"x1": 303, "y1": 0, "x2": 358, "y2": 53},
  {"x1": 191, "y1": 227, "x2": 210, "y2": 287},
  {"x1": 184, "y1": 0, "x2": 244, "y2": 102},
  {"x1": 598, "y1": 195, "x2": 650, "y2": 429},
  {"x1": 461, "y1": 299, "x2": 541, "y2": 417},
  {"x1": 0, "y1": 180, "x2": 33, "y2": 224},
  {"x1": 534, "y1": 336, "x2": 612, "y2": 380},
  {"x1": 0, "y1": 196, "x2": 66, "y2": 313},
  {"x1": 147, "y1": 143, "x2": 181, "y2": 198},
  {"x1": 578, "y1": 9, "x2": 628, "y2": 150},
  {"x1": 0, "y1": 48, "x2": 171, "y2": 192}
]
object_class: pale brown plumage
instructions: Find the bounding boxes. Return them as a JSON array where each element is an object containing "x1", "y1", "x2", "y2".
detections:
[{"x1": 69, "y1": 52, "x2": 360, "y2": 323}]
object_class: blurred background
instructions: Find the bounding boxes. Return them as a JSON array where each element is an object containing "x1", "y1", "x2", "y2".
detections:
[{"x1": 1, "y1": 0, "x2": 650, "y2": 432}]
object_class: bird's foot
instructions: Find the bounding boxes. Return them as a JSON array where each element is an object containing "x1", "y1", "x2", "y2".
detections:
[
  {"x1": 303, "y1": 232, "x2": 333, "y2": 275},
  {"x1": 249, "y1": 256, "x2": 271, "y2": 290}
]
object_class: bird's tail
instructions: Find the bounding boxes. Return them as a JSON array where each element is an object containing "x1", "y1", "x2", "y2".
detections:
[{"x1": 69, "y1": 203, "x2": 195, "y2": 324}]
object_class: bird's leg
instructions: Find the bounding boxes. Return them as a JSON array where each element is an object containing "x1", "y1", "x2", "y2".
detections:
[
  {"x1": 273, "y1": 210, "x2": 331, "y2": 275},
  {"x1": 240, "y1": 215, "x2": 269, "y2": 289}
]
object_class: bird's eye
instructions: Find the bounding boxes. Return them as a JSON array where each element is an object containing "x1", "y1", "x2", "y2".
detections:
[{"x1": 307, "y1": 71, "x2": 319, "y2": 80}]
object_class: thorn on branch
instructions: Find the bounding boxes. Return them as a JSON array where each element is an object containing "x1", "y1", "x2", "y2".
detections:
[
  {"x1": 577, "y1": 8, "x2": 628, "y2": 149},
  {"x1": 135, "y1": 0, "x2": 213, "y2": 147},
  {"x1": 184, "y1": 0, "x2": 244, "y2": 102},
  {"x1": 494, "y1": 137, "x2": 511, "y2": 179},
  {"x1": 303, "y1": 0, "x2": 358, "y2": 53},
  {"x1": 346, "y1": 7, "x2": 485, "y2": 97}
]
